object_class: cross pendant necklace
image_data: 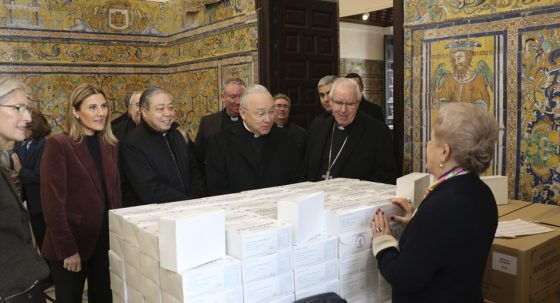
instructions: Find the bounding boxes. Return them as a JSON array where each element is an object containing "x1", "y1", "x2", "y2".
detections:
[{"x1": 323, "y1": 123, "x2": 348, "y2": 180}]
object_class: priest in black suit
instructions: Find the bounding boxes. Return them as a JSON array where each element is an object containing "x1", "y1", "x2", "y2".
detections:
[
  {"x1": 305, "y1": 77, "x2": 396, "y2": 184},
  {"x1": 194, "y1": 78, "x2": 245, "y2": 162},
  {"x1": 273, "y1": 93, "x2": 306, "y2": 155},
  {"x1": 206, "y1": 85, "x2": 303, "y2": 195},
  {"x1": 346, "y1": 72, "x2": 385, "y2": 123}
]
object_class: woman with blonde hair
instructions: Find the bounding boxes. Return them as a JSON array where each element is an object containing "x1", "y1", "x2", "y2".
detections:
[
  {"x1": 371, "y1": 102, "x2": 499, "y2": 302},
  {"x1": 41, "y1": 83, "x2": 121, "y2": 303},
  {"x1": 0, "y1": 76, "x2": 49, "y2": 302}
]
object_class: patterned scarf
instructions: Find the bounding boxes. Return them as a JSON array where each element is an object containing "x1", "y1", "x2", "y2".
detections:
[{"x1": 423, "y1": 166, "x2": 469, "y2": 199}]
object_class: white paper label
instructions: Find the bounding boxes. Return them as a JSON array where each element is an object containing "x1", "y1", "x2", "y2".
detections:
[{"x1": 492, "y1": 251, "x2": 517, "y2": 275}]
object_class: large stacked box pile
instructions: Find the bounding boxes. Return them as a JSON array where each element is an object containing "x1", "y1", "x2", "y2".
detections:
[{"x1": 109, "y1": 178, "x2": 403, "y2": 303}]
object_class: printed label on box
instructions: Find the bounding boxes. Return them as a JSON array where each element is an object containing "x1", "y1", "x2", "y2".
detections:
[{"x1": 492, "y1": 251, "x2": 517, "y2": 275}]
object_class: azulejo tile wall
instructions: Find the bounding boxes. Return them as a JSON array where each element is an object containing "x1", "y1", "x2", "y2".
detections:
[
  {"x1": 0, "y1": 0, "x2": 258, "y2": 139},
  {"x1": 404, "y1": 1, "x2": 560, "y2": 205},
  {"x1": 339, "y1": 58, "x2": 385, "y2": 107}
]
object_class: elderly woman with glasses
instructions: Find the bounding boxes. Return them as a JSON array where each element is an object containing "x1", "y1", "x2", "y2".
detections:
[
  {"x1": 0, "y1": 76, "x2": 49, "y2": 302},
  {"x1": 40, "y1": 84, "x2": 122, "y2": 303},
  {"x1": 371, "y1": 102, "x2": 499, "y2": 303}
]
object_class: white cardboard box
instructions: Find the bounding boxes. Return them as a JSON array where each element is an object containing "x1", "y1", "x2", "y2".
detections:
[
  {"x1": 243, "y1": 272, "x2": 294, "y2": 303},
  {"x1": 241, "y1": 249, "x2": 292, "y2": 283},
  {"x1": 127, "y1": 285, "x2": 143, "y2": 303},
  {"x1": 122, "y1": 239, "x2": 140, "y2": 269},
  {"x1": 481, "y1": 175, "x2": 508, "y2": 205},
  {"x1": 277, "y1": 191, "x2": 325, "y2": 245},
  {"x1": 325, "y1": 202, "x2": 375, "y2": 235},
  {"x1": 124, "y1": 262, "x2": 143, "y2": 292},
  {"x1": 294, "y1": 259, "x2": 339, "y2": 290},
  {"x1": 339, "y1": 249, "x2": 376, "y2": 280},
  {"x1": 269, "y1": 294, "x2": 296, "y2": 303},
  {"x1": 141, "y1": 275, "x2": 162, "y2": 303},
  {"x1": 159, "y1": 256, "x2": 241, "y2": 301},
  {"x1": 162, "y1": 287, "x2": 243, "y2": 303},
  {"x1": 109, "y1": 231, "x2": 124, "y2": 258},
  {"x1": 108, "y1": 250, "x2": 125, "y2": 280},
  {"x1": 159, "y1": 208, "x2": 225, "y2": 272},
  {"x1": 294, "y1": 279, "x2": 340, "y2": 301},
  {"x1": 136, "y1": 222, "x2": 160, "y2": 260},
  {"x1": 293, "y1": 233, "x2": 338, "y2": 269},
  {"x1": 112, "y1": 292, "x2": 125, "y2": 303},
  {"x1": 338, "y1": 228, "x2": 372, "y2": 258},
  {"x1": 396, "y1": 172, "x2": 431, "y2": 207},
  {"x1": 110, "y1": 271, "x2": 127, "y2": 301},
  {"x1": 226, "y1": 216, "x2": 292, "y2": 259},
  {"x1": 339, "y1": 271, "x2": 376, "y2": 298}
]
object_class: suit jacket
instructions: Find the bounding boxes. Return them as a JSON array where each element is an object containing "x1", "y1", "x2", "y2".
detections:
[
  {"x1": 112, "y1": 117, "x2": 136, "y2": 141},
  {"x1": 276, "y1": 121, "x2": 306, "y2": 156},
  {"x1": 194, "y1": 109, "x2": 241, "y2": 162},
  {"x1": 40, "y1": 133, "x2": 122, "y2": 261},
  {"x1": 0, "y1": 168, "x2": 49, "y2": 297},
  {"x1": 359, "y1": 97, "x2": 385, "y2": 123},
  {"x1": 12, "y1": 136, "x2": 46, "y2": 215},
  {"x1": 120, "y1": 121, "x2": 204, "y2": 206},
  {"x1": 305, "y1": 112, "x2": 396, "y2": 184},
  {"x1": 206, "y1": 123, "x2": 303, "y2": 195},
  {"x1": 377, "y1": 173, "x2": 498, "y2": 303}
]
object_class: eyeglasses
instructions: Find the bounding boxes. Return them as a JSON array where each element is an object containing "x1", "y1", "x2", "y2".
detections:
[
  {"x1": 332, "y1": 100, "x2": 358, "y2": 109},
  {"x1": 0, "y1": 104, "x2": 31, "y2": 115},
  {"x1": 274, "y1": 104, "x2": 289, "y2": 110}
]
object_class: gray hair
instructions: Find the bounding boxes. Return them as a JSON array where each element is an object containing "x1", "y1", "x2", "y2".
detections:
[
  {"x1": 124, "y1": 90, "x2": 142, "y2": 107},
  {"x1": 273, "y1": 93, "x2": 291, "y2": 105},
  {"x1": 139, "y1": 87, "x2": 172, "y2": 108},
  {"x1": 240, "y1": 84, "x2": 270, "y2": 108},
  {"x1": 328, "y1": 77, "x2": 362, "y2": 102},
  {"x1": 433, "y1": 102, "x2": 498, "y2": 174},
  {"x1": 317, "y1": 75, "x2": 337, "y2": 89},
  {"x1": 222, "y1": 78, "x2": 246, "y2": 93},
  {"x1": 0, "y1": 76, "x2": 29, "y2": 166}
]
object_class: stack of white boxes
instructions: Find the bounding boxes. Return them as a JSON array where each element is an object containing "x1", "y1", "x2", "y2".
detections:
[
  {"x1": 225, "y1": 211, "x2": 294, "y2": 303},
  {"x1": 109, "y1": 179, "x2": 406, "y2": 303}
]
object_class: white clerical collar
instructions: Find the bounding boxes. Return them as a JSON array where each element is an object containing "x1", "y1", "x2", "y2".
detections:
[
  {"x1": 230, "y1": 115, "x2": 239, "y2": 122},
  {"x1": 276, "y1": 123, "x2": 284, "y2": 128},
  {"x1": 336, "y1": 124, "x2": 345, "y2": 131},
  {"x1": 243, "y1": 121, "x2": 260, "y2": 138}
]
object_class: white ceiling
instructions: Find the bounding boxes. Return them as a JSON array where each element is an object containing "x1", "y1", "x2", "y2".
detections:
[{"x1": 339, "y1": 0, "x2": 393, "y2": 17}]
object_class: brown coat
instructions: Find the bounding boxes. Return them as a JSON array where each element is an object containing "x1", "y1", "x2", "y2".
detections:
[{"x1": 40, "y1": 133, "x2": 121, "y2": 261}]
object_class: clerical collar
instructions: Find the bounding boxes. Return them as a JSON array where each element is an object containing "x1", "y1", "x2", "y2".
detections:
[
  {"x1": 230, "y1": 115, "x2": 239, "y2": 122},
  {"x1": 243, "y1": 121, "x2": 260, "y2": 138},
  {"x1": 336, "y1": 124, "x2": 345, "y2": 131},
  {"x1": 276, "y1": 123, "x2": 284, "y2": 128}
]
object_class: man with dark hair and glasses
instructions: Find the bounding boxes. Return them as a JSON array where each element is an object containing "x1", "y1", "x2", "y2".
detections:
[
  {"x1": 205, "y1": 85, "x2": 303, "y2": 195},
  {"x1": 305, "y1": 77, "x2": 396, "y2": 184},
  {"x1": 345, "y1": 72, "x2": 385, "y2": 123}
]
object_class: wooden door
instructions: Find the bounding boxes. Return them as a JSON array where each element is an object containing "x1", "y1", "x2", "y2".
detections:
[{"x1": 257, "y1": 0, "x2": 339, "y2": 128}]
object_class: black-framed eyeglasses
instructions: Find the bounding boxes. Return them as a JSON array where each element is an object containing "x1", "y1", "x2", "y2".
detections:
[{"x1": 0, "y1": 104, "x2": 31, "y2": 115}]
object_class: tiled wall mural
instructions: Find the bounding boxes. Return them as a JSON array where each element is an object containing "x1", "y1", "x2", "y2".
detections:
[
  {"x1": 0, "y1": 0, "x2": 258, "y2": 139},
  {"x1": 404, "y1": 1, "x2": 560, "y2": 205},
  {"x1": 339, "y1": 58, "x2": 385, "y2": 107}
]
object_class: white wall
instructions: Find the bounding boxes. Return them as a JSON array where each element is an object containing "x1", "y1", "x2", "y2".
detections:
[{"x1": 340, "y1": 22, "x2": 392, "y2": 60}]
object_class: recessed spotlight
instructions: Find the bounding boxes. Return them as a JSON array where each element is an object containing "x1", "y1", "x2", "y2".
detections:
[{"x1": 362, "y1": 12, "x2": 370, "y2": 21}]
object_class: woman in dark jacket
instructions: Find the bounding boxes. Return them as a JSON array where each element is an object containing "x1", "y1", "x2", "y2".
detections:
[
  {"x1": 11, "y1": 108, "x2": 52, "y2": 248},
  {"x1": 0, "y1": 76, "x2": 49, "y2": 302},
  {"x1": 371, "y1": 102, "x2": 499, "y2": 303},
  {"x1": 41, "y1": 84, "x2": 122, "y2": 303}
]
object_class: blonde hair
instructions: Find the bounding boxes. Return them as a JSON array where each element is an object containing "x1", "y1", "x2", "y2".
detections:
[
  {"x1": 433, "y1": 102, "x2": 498, "y2": 174},
  {"x1": 66, "y1": 84, "x2": 117, "y2": 145},
  {"x1": 0, "y1": 76, "x2": 29, "y2": 167}
]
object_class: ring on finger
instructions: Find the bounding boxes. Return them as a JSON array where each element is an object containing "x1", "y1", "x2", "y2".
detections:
[{"x1": 376, "y1": 227, "x2": 382, "y2": 232}]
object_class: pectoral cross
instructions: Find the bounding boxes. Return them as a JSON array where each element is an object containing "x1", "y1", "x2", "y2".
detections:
[{"x1": 322, "y1": 170, "x2": 332, "y2": 180}]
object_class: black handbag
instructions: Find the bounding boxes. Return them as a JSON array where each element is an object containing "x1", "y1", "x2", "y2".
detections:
[{"x1": 293, "y1": 292, "x2": 348, "y2": 303}]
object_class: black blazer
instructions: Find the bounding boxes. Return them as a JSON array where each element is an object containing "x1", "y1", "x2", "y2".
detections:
[
  {"x1": 0, "y1": 168, "x2": 49, "y2": 297},
  {"x1": 194, "y1": 109, "x2": 241, "y2": 162},
  {"x1": 359, "y1": 97, "x2": 385, "y2": 123},
  {"x1": 12, "y1": 137, "x2": 46, "y2": 215},
  {"x1": 305, "y1": 112, "x2": 396, "y2": 184},
  {"x1": 120, "y1": 121, "x2": 204, "y2": 205},
  {"x1": 205, "y1": 124, "x2": 303, "y2": 195},
  {"x1": 377, "y1": 173, "x2": 498, "y2": 303}
]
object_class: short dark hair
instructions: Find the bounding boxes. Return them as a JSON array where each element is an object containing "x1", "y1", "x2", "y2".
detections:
[
  {"x1": 140, "y1": 87, "x2": 171, "y2": 109},
  {"x1": 273, "y1": 93, "x2": 291, "y2": 105},
  {"x1": 345, "y1": 72, "x2": 362, "y2": 81},
  {"x1": 28, "y1": 108, "x2": 52, "y2": 138}
]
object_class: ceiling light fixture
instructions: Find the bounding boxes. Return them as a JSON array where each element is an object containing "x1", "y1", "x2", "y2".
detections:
[{"x1": 362, "y1": 12, "x2": 370, "y2": 21}]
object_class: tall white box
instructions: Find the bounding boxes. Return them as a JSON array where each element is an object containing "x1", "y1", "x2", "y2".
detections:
[
  {"x1": 226, "y1": 217, "x2": 292, "y2": 259},
  {"x1": 396, "y1": 172, "x2": 431, "y2": 207},
  {"x1": 294, "y1": 279, "x2": 340, "y2": 301},
  {"x1": 293, "y1": 233, "x2": 338, "y2": 269},
  {"x1": 294, "y1": 259, "x2": 339, "y2": 290},
  {"x1": 241, "y1": 249, "x2": 292, "y2": 283},
  {"x1": 159, "y1": 256, "x2": 241, "y2": 301},
  {"x1": 277, "y1": 191, "x2": 325, "y2": 244},
  {"x1": 338, "y1": 228, "x2": 372, "y2": 258},
  {"x1": 243, "y1": 272, "x2": 294, "y2": 303},
  {"x1": 481, "y1": 175, "x2": 508, "y2": 205},
  {"x1": 159, "y1": 208, "x2": 225, "y2": 272}
]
